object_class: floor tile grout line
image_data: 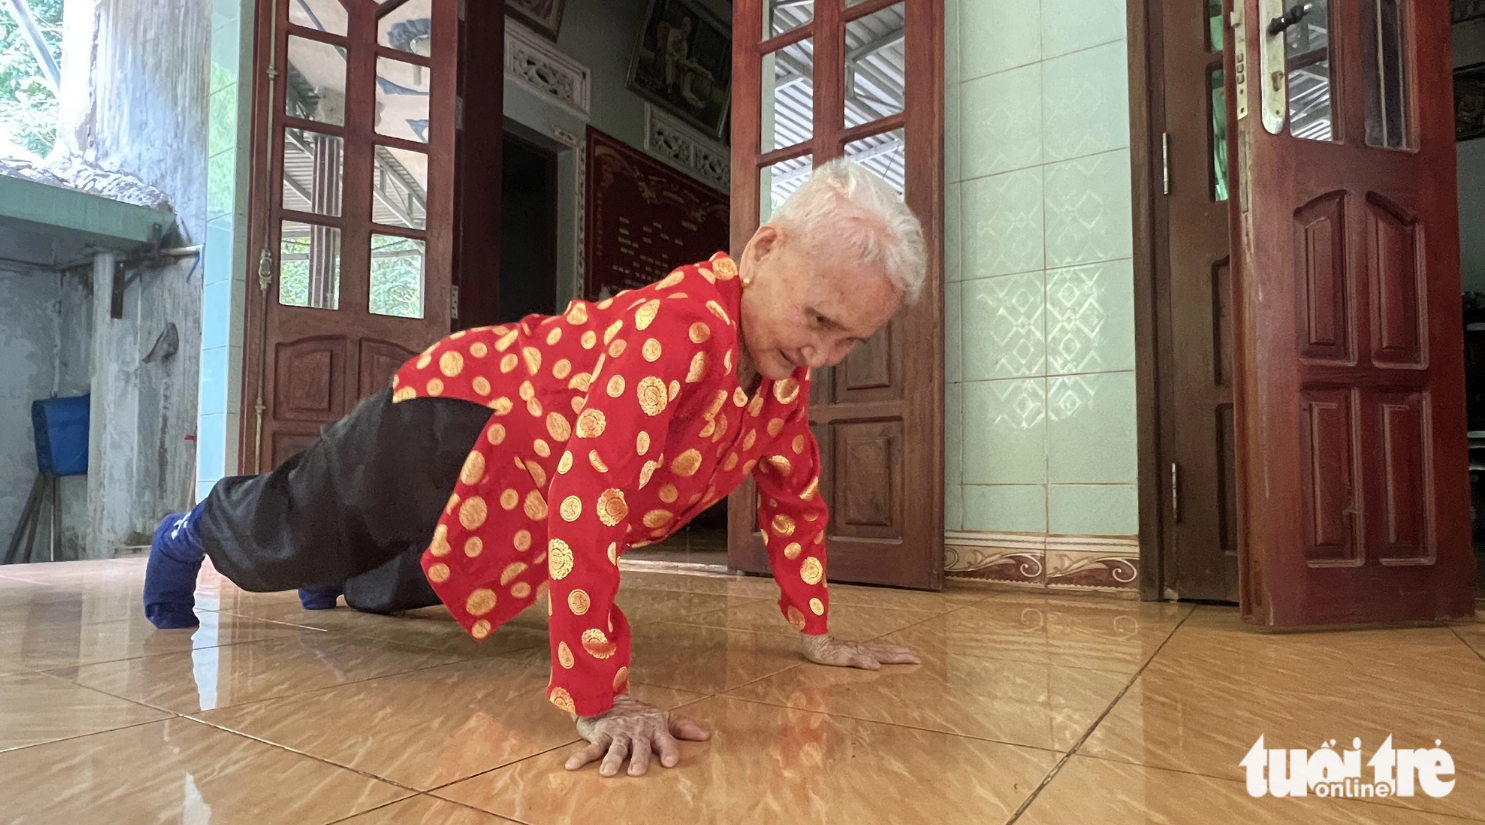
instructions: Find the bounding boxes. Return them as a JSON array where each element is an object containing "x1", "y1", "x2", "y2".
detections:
[
  {"x1": 1001, "y1": 605, "x2": 1196, "y2": 824},
  {"x1": 185, "y1": 715, "x2": 431, "y2": 795},
  {"x1": 0, "y1": 715, "x2": 180, "y2": 757},
  {"x1": 1449, "y1": 625, "x2": 1485, "y2": 664}
]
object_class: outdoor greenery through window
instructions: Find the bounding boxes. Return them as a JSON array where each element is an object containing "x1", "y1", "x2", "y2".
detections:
[
  {"x1": 0, "y1": 0, "x2": 63, "y2": 159},
  {"x1": 369, "y1": 234, "x2": 425, "y2": 319}
]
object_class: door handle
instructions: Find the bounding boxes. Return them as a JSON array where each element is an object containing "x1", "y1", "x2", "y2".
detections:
[
  {"x1": 1258, "y1": 0, "x2": 1291, "y2": 135},
  {"x1": 1266, "y1": 2, "x2": 1312, "y2": 36}
]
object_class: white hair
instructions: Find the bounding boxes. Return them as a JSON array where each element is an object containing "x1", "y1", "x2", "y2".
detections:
[{"x1": 771, "y1": 158, "x2": 927, "y2": 304}]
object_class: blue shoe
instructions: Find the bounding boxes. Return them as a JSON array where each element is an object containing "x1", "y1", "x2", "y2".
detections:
[
  {"x1": 143, "y1": 507, "x2": 206, "y2": 629},
  {"x1": 298, "y1": 584, "x2": 342, "y2": 610}
]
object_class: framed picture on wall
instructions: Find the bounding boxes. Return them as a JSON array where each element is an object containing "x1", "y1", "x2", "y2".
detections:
[
  {"x1": 627, "y1": 0, "x2": 732, "y2": 140},
  {"x1": 505, "y1": 0, "x2": 567, "y2": 40},
  {"x1": 1459, "y1": 63, "x2": 1485, "y2": 142}
]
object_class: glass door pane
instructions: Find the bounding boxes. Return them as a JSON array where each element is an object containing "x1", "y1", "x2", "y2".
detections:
[
  {"x1": 762, "y1": 38, "x2": 815, "y2": 151},
  {"x1": 843, "y1": 3, "x2": 905, "y2": 128}
]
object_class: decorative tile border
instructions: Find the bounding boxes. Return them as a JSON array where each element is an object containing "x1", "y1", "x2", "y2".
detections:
[
  {"x1": 505, "y1": 20, "x2": 591, "y2": 119},
  {"x1": 945, "y1": 530, "x2": 1140, "y2": 594},
  {"x1": 643, "y1": 104, "x2": 730, "y2": 192}
]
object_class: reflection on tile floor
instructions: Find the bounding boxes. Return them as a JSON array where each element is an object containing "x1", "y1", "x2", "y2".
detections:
[{"x1": 0, "y1": 558, "x2": 1481, "y2": 824}]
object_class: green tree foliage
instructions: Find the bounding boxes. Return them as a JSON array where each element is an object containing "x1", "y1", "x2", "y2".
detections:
[{"x1": 0, "y1": 0, "x2": 64, "y2": 157}]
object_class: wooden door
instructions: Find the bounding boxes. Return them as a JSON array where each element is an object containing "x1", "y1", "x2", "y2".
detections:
[
  {"x1": 1231, "y1": 0, "x2": 1475, "y2": 624},
  {"x1": 1156, "y1": 0, "x2": 1240, "y2": 602},
  {"x1": 241, "y1": 0, "x2": 460, "y2": 471},
  {"x1": 727, "y1": 0, "x2": 945, "y2": 590}
]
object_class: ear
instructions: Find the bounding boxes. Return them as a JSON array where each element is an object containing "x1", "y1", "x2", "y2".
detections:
[{"x1": 744, "y1": 224, "x2": 782, "y2": 267}]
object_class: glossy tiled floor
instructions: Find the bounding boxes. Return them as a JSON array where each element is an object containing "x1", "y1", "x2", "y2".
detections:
[{"x1": 1, "y1": 558, "x2": 1482, "y2": 824}]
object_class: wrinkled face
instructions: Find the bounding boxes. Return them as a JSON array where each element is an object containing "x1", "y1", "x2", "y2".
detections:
[{"x1": 736, "y1": 222, "x2": 903, "y2": 382}]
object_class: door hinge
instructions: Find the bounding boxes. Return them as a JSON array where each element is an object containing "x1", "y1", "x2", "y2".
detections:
[
  {"x1": 451, "y1": 284, "x2": 460, "y2": 320},
  {"x1": 455, "y1": 97, "x2": 465, "y2": 131},
  {"x1": 1161, "y1": 132, "x2": 1171, "y2": 195},
  {"x1": 1171, "y1": 462, "x2": 1181, "y2": 523}
]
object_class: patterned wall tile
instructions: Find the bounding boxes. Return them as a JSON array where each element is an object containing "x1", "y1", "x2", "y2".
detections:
[
  {"x1": 963, "y1": 168, "x2": 1045, "y2": 278},
  {"x1": 1049, "y1": 484, "x2": 1139, "y2": 536},
  {"x1": 945, "y1": 279, "x2": 964, "y2": 382},
  {"x1": 963, "y1": 272, "x2": 1045, "y2": 381},
  {"x1": 1046, "y1": 259, "x2": 1135, "y2": 375},
  {"x1": 962, "y1": 63, "x2": 1043, "y2": 179},
  {"x1": 1042, "y1": 42, "x2": 1131, "y2": 162},
  {"x1": 945, "y1": 182, "x2": 963, "y2": 282},
  {"x1": 963, "y1": 484, "x2": 1048, "y2": 533},
  {"x1": 945, "y1": 483, "x2": 963, "y2": 531},
  {"x1": 963, "y1": 378, "x2": 1047, "y2": 484},
  {"x1": 946, "y1": 382, "x2": 964, "y2": 487},
  {"x1": 1041, "y1": 0, "x2": 1128, "y2": 60},
  {"x1": 1047, "y1": 371, "x2": 1138, "y2": 484},
  {"x1": 961, "y1": 0, "x2": 1042, "y2": 81},
  {"x1": 946, "y1": 83, "x2": 962, "y2": 184},
  {"x1": 1044, "y1": 149, "x2": 1133, "y2": 268}
]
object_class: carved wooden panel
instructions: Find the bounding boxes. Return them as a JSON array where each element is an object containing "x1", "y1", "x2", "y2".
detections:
[
  {"x1": 1295, "y1": 192, "x2": 1351, "y2": 362},
  {"x1": 274, "y1": 337, "x2": 348, "y2": 421},
  {"x1": 1366, "y1": 195, "x2": 1425, "y2": 368},
  {"x1": 1300, "y1": 388, "x2": 1360, "y2": 566},
  {"x1": 1213, "y1": 257, "x2": 1233, "y2": 388},
  {"x1": 834, "y1": 320, "x2": 902, "y2": 402},
  {"x1": 271, "y1": 431, "x2": 320, "y2": 469},
  {"x1": 359, "y1": 339, "x2": 417, "y2": 397},
  {"x1": 1375, "y1": 391, "x2": 1433, "y2": 562},
  {"x1": 1216, "y1": 403, "x2": 1238, "y2": 554},
  {"x1": 830, "y1": 420, "x2": 902, "y2": 540}
]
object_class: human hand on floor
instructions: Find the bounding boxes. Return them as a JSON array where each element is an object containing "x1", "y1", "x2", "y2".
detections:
[
  {"x1": 566, "y1": 694, "x2": 712, "y2": 777},
  {"x1": 801, "y1": 633, "x2": 921, "y2": 669}
]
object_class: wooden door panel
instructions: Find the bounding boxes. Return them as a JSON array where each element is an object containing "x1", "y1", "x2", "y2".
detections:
[
  {"x1": 274, "y1": 337, "x2": 348, "y2": 420},
  {"x1": 829, "y1": 420, "x2": 902, "y2": 538},
  {"x1": 1233, "y1": 0, "x2": 1473, "y2": 624},
  {"x1": 359, "y1": 339, "x2": 417, "y2": 397}
]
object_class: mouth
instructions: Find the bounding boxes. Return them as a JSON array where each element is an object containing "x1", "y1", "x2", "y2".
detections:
[{"x1": 778, "y1": 349, "x2": 800, "y2": 369}]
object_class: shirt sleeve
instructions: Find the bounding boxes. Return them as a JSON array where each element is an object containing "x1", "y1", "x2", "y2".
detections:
[
  {"x1": 752, "y1": 375, "x2": 831, "y2": 636},
  {"x1": 542, "y1": 298, "x2": 726, "y2": 717}
]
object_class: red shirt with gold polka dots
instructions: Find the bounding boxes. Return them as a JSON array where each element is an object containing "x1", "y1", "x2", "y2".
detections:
[{"x1": 390, "y1": 253, "x2": 830, "y2": 716}]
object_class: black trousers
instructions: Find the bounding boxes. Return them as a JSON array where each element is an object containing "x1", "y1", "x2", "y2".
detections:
[{"x1": 200, "y1": 389, "x2": 490, "y2": 613}]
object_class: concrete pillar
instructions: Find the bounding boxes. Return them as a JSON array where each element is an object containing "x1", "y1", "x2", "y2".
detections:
[{"x1": 86, "y1": 251, "x2": 140, "y2": 557}]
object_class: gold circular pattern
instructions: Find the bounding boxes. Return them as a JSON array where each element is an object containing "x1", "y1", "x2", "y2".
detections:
[
  {"x1": 801, "y1": 556, "x2": 824, "y2": 585},
  {"x1": 637, "y1": 431, "x2": 651, "y2": 455},
  {"x1": 518, "y1": 381, "x2": 535, "y2": 401},
  {"x1": 613, "y1": 666, "x2": 630, "y2": 692},
  {"x1": 558, "y1": 641, "x2": 575, "y2": 669},
  {"x1": 810, "y1": 597, "x2": 825, "y2": 616},
  {"x1": 713, "y1": 256, "x2": 738, "y2": 279},
  {"x1": 772, "y1": 514, "x2": 796, "y2": 537},
  {"x1": 490, "y1": 397, "x2": 514, "y2": 415},
  {"x1": 608, "y1": 339, "x2": 627, "y2": 358},
  {"x1": 658, "y1": 270, "x2": 685, "y2": 289},
  {"x1": 466, "y1": 588, "x2": 497, "y2": 616},
  {"x1": 686, "y1": 351, "x2": 709, "y2": 383},
  {"x1": 546, "y1": 412, "x2": 572, "y2": 442},
  {"x1": 742, "y1": 430, "x2": 758, "y2": 451},
  {"x1": 569, "y1": 373, "x2": 591, "y2": 392},
  {"x1": 577, "y1": 408, "x2": 607, "y2": 438},
  {"x1": 815, "y1": 532, "x2": 824, "y2": 545},
  {"x1": 459, "y1": 497, "x2": 489, "y2": 530},
  {"x1": 514, "y1": 529, "x2": 532, "y2": 551},
  {"x1": 470, "y1": 342, "x2": 489, "y2": 358},
  {"x1": 523, "y1": 490, "x2": 548, "y2": 520},
  {"x1": 430, "y1": 525, "x2": 451, "y2": 557},
  {"x1": 567, "y1": 302, "x2": 589, "y2": 324},
  {"x1": 427, "y1": 562, "x2": 450, "y2": 583},
  {"x1": 571, "y1": 396, "x2": 584, "y2": 414},
  {"x1": 393, "y1": 387, "x2": 417, "y2": 402},
  {"x1": 599, "y1": 297, "x2": 615, "y2": 310},
  {"x1": 511, "y1": 582, "x2": 532, "y2": 599},
  {"x1": 440, "y1": 351, "x2": 465, "y2": 378},
  {"x1": 639, "y1": 460, "x2": 659, "y2": 488},
  {"x1": 426, "y1": 379, "x2": 445, "y2": 396},
  {"x1": 496, "y1": 329, "x2": 519, "y2": 351},
  {"x1": 635, "y1": 299, "x2": 661, "y2": 330},
  {"x1": 607, "y1": 375, "x2": 626, "y2": 398},
  {"x1": 561, "y1": 495, "x2": 582, "y2": 522},
  {"x1": 698, "y1": 419, "x2": 716, "y2": 439},
  {"x1": 724, "y1": 453, "x2": 739, "y2": 471},
  {"x1": 581, "y1": 330, "x2": 597, "y2": 349},
  {"x1": 769, "y1": 455, "x2": 793, "y2": 476},
  {"x1": 417, "y1": 354, "x2": 433, "y2": 370},
  {"x1": 501, "y1": 562, "x2": 528, "y2": 586},
  {"x1": 549, "y1": 687, "x2": 576, "y2": 713},
  {"x1": 588, "y1": 450, "x2": 610, "y2": 473},
  {"x1": 472, "y1": 376, "x2": 491, "y2": 396},
  {"x1": 521, "y1": 347, "x2": 542, "y2": 375},
  {"x1": 748, "y1": 394, "x2": 765, "y2": 417},
  {"x1": 642, "y1": 509, "x2": 674, "y2": 529},
  {"x1": 582, "y1": 628, "x2": 616, "y2": 659},
  {"x1": 553, "y1": 359, "x2": 572, "y2": 380},
  {"x1": 668, "y1": 448, "x2": 700, "y2": 478},
  {"x1": 689, "y1": 322, "x2": 712, "y2": 344},
  {"x1": 786, "y1": 605, "x2": 807, "y2": 630},
  {"x1": 499, "y1": 489, "x2": 520, "y2": 511},
  {"x1": 793, "y1": 435, "x2": 806, "y2": 454},
  {"x1": 526, "y1": 397, "x2": 543, "y2": 417},
  {"x1": 547, "y1": 327, "x2": 562, "y2": 346},
  {"x1": 706, "y1": 300, "x2": 731, "y2": 324},
  {"x1": 446, "y1": 494, "x2": 460, "y2": 515},
  {"x1": 636, "y1": 376, "x2": 668, "y2": 416},
  {"x1": 464, "y1": 537, "x2": 483, "y2": 558},
  {"x1": 471, "y1": 619, "x2": 492, "y2": 640},
  {"x1": 784, "y1": 542, "x2": 803, "y2": 560},
  {"x1": 643, "y1": 338, "x2": 663, "y2": 362},
  {"x1": 604, "y1": 320, "x2": 624, "y2": 345},
  {"x1": 500, "y1": 354, "x2": 518, "y2": 373},
  {"x1": 597, "y1": 489, "x2": 628, "y2": 526},
  {"x1": 548, "y1": 538, "x2": 574, "y2": 579},
  {"x1": 558, "y1": 451, "x2": 574, "y2": 474},
  {"x1": 607, "y1": 542, "x2": 619, "y2": 565},
  {"x1": 460, "y1": 451, "x2": 486, "y2": 485},
  {"x1": 734, "y1": 387, "x2": 748, "y2": 407},
  {"x1": 568, "y1": 589, "x2": 591, "y2": 616},
  {"x1": 773, "y1": 378, "x2": 800, "y2": 405},
  {"x1": 659, "y1": 484, "x2": 679, "y2": 504},
  {"x1": 768, "y1": 418, "x2": 786, "y2": 438},
  {"x1": 533, "y1": 439, "x2": 551, "y2": 459}
]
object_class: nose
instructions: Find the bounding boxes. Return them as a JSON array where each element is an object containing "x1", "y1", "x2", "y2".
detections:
[{"x1": 800, "y1": 344, "x2": 831, "y2": 369}]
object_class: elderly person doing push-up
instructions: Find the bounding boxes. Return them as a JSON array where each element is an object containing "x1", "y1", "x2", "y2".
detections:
[{"x1": 142, "y1": 158, "x2": 926, "y2": 777}]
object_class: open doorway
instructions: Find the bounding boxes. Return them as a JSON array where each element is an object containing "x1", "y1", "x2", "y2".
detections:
[
  {"x1": 497, "y1": 128, "x2": 559, "y2": 324},
  {"x1": 1455, "y1": 5, "x2": 1485, "y2": 600}
]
